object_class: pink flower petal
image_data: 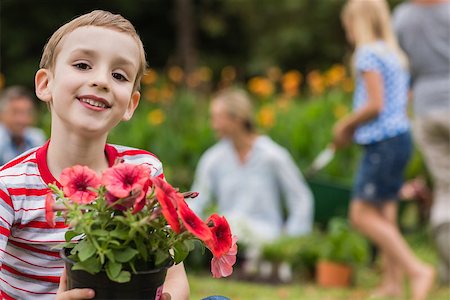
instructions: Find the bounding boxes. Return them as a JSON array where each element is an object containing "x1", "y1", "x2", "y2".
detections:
[
  {"x1": 177, "y1": 196, "x2": 212, "y2": 242},
  {"x1": 102, "y1": 163, "x2": 150, "y2": 199},
  {"x1": 154, "y1": 177, "x2": 181, "y2": 233},
  {"x1": 60, "y1": 165, "x2": 101, "y2": 204},
  {"x1": 45, "y1": 192, "x2": 55, "y2": 227},
  {"x1": 210, "y1": 236, "x2": 238, "y2": 278},
  {"x1": 206, "y1": 214, "x2": 232, "y2": 257}
]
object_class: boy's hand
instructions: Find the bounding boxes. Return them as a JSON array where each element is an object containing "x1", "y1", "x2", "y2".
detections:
[
  {"x1": 161, "y1": 293, "x2": 171, "y2": 300},
  {"x1": 56, "y1": 268, "x2": 95, "y2": 300}
]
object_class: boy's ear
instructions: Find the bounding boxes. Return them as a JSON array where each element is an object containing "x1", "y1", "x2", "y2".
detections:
[
  {"x1": 122, "y1": 91, "x2": 140, "y2": 121},
  {"x1": 35, "y1": 69, "x2": 52, "y2": 103}
]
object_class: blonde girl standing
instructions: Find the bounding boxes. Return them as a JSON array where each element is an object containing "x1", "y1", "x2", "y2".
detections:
[{"x1": 333, "y1": 1, "x2": 434, "y2": 299}]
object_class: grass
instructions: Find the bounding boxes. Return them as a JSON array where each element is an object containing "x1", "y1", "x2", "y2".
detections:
[
  {"x1": 188, "y1": 268, "x2": 450, "y2": 300},
  {"x1": 187, "y1": 228, "x2": 450, "y2": 299}
]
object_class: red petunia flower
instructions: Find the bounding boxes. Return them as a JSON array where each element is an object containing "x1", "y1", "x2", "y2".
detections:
[
  {"x1": 105, "y1": 180, "x2": 150, "y2": 214},
  {"x1": 176, "y1": 194, "x2": 212, "y2": 242},
  {"x1": 102, "y1": 163, "x2": 150, "y2": 200},
  {"x1": 206, "y1": 214, "x2": 232, "y2": 257},
  {"x1": 211, "y1": 235, "x2": 238, "y2": 278},
  {"x1": 45, "y1": 192, "x2": 56, "y2": 227},
  {"x1": 60, "y1": 165, "x2": 101, "y2": 204},
  {"x1": 153, "y1": 177, "x2": 181, "y2": 233}
]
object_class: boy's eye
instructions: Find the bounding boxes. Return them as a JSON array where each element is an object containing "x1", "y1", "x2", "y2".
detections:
[
  {"x1": 73, "y1": 63, "x2": 91, "y2": 70},
  {"x1": 112, "y1": 73, "x2": 128, "y2": 81}
]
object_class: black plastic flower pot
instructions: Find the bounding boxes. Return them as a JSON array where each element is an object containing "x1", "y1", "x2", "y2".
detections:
[{"x1": 61, "y1": 248, "x2": 173, "y2": 300}]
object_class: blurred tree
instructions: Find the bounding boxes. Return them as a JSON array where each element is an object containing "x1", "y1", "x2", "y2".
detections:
[
  {"x1": 173, "y1": 0, "x2": 197, "y2": 75},
  {"x1": 0, "y1": 0, "x2": 175, "y2": 88},
  {"x1": 1, "y1": 0, "x2": 404, "y2": 88}
]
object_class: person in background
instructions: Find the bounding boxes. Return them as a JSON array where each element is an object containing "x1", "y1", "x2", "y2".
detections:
[
  {"x1": 393, "y1": 0, "x2": 450, "y2": 286},
  {"x1": 333, "y1": 1, "x2": 434, "y2": 299},
  {"x1": 0, "y1": 86, "x2": 46, "y2": 165},
  {"x1": 190, "y1": 87, "x2": 313, "y2": 280}
]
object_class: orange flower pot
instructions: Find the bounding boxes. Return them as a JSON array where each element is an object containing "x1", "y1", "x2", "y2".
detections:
[{"x1": 316, "y1": 260, "x2": 352, "y2": 287}]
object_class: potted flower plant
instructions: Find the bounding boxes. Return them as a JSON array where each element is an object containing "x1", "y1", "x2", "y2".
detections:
[
  {"x1": 315, "y1": 217, "x2": 368, "y2": 287},
  {"x1": 45, "y1": 163, "x2": 237, "y2": 299}
]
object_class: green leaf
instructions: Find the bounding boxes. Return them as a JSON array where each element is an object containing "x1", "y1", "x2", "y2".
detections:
[
  {"x1": 72, "y1": 256, "x2": 101, "y2": 274},
  {"x1": 91, "y1": 229, "x2": 109, "y2": 237},
  {"x1": 155, "y1": 249, "x2": 170, "y2": 266},
  {"x1": 173, "y1": 242, "x2": 189, "y2": 264},
  {"x1": 135, "y1": 238, "x2": 148, "y2": 261},
  {"x1": 110, "y1": 229, "x2": 129, "y2": 240},
  {"x1": 113, "y1": 248, "x2": 139, "y2": 263},
  {"x1": 108, "y1": 240, "x2": 121, "y2": 246},
  {"x1": 105, "y1": 249, "x2": 115, "y2": 263},
  {"x1": 110, "y1": 270, "x2": 131, "y2": 283},
  {"x1": 105, "y1": 261, "x2": 122, "y2": 279},
  {"x1": 74, "y1": 240, "x2": 96, "y2": 262},
  {"x1": 183, "y1": 239, "x2": 196, "y2": 252},
  {"x1": 65, "y1": 231, "x2": 79, "y2": 242}
]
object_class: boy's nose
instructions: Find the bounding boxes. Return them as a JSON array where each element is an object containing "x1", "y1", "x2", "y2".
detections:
[{"x1": 89, "y1": 71, "x2": 110, "y2": 91}]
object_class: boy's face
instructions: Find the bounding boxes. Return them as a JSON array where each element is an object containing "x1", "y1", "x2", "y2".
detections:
[{"x1": 36, "y1": 26, "x2": 141, "y2": 137}]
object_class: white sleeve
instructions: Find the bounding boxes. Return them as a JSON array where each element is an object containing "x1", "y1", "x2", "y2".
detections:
[
  {"x1": 274, "y1": 149, "x2": 314, "y2": 236},
  {"x1": 188, "y1": 153, "x2": 215, "y2": 219}
]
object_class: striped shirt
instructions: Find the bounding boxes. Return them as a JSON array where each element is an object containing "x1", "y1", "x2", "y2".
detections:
[{"x1": 0, "y1": 141, "x2": 163, "y2": 299}]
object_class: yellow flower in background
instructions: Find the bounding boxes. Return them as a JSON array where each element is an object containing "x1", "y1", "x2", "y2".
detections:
[
  {"x1": 147, "y1": 109, "x2": 165, "y2": 126},
  {"x1": 144, "y1": 88, "x2": 160, "y2": 103},
  {"x1": 275, "y1": 96, "x2": 292, "y2": 111},
  {"x1": 0, "y1": 73, "x2": 4, "y2": 91},
  {"x1": 160, "y1": 85, "x2": 174, "y2": 102},
  {"x1": 141, "y1": 69, "x2": 158, "y2": 86},
  {"x1": 307, "y1": 70, "x2": 325, "y2": 96},
  {"x1": 186, "y1": 67, "x2": 213, "y2": 89},
  {"x1": 186, "y1": 73, "x2": 200, "y2": 89},
  {"x1": 333, "y1": 104, "x2": 349, "y2": 119},
  {"x1": 266, "y1": 66, "x2": 282, "y2": 82},
  {"x1": 257, "y1": 106, "x2": 275, "y2": 129},
  {"x1": 341, "y1": 77, "x2": 354, "y2": 93},
  {"x1": 325, "y1": 64, "x2": 346, "y2": 87},
  {"x1": 281, "y1": 70, "x2": 303, "y2": 97},
  {"x1": 221, "y1": 66, "x2": 236, "y2": 82},
  {"x1": 168, "y1": 66, "x2": 184, "y2": 83},
  {"x1": 247, "y1": 76, "x2": 274, "y2": 98},
  {"x1": 197, "y1": 66, "x2": 212, "y2": 82}
]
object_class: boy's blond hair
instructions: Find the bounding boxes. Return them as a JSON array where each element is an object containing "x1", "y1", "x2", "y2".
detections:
[{"x1": 39, "y1": 10, "x2": 147, "y2": 91}]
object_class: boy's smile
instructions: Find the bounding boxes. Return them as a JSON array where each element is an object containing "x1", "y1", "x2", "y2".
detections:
[
  {"x1": 78, "y1": 94, "x2": 111, "y2": 111},
  {"x1": 36, "y1": 26, "x2": 141, "y2": 139}
]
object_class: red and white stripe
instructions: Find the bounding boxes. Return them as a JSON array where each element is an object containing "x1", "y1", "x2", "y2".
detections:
[{"x1": 0, "y1": 142, "x2": 163, "y2": 299}]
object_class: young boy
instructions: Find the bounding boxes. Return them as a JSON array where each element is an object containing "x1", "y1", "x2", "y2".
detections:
[{"x1": 0, "y1": 10, "x2": 189, "y2": 299}]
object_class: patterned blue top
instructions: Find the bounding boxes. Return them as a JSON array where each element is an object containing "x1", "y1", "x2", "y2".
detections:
[{"x1": 353, "y1": 41, "x2": 410, "y2": 145}]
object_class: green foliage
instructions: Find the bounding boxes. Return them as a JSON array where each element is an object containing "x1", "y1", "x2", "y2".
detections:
[
  {"x1": 262, "y1": 230, "x2": 324, "y2": 277},
  {"x1": 49, "y1": 180, "x2": 195, "y2": 283},
  {"x1": 262, "y1": 217, "x2": 369, "y2": 277},
  {"x1": 108, "y1": 88, "x2": 215, "y2": 190},
  {"x1": 318, "y1": 217, "x2": 369, "y2": 266}
]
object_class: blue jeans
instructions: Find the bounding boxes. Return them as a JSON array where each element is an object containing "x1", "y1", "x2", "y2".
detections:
[
  {"x1": 202, "y1": 297, "x2": 230, "y2": 300},
  {"x1": 353, "y1": 132, "x2": 412, "y2": 204}
]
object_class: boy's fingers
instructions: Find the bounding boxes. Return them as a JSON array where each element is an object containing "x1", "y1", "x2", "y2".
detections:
[
  {"x1": 57, "y1": 268, "x2": 67, "y2": 293},
  {"x1": 161, "y1": 293, "x2": 171, "y2": 300},
  {"x1": 56, "y1": 289, "x2": 95, "y2": 300},
  {"x1": 57, "y1": 268, "x2": 95, "y2": 299}
]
